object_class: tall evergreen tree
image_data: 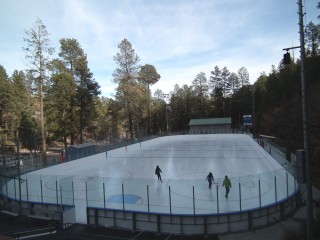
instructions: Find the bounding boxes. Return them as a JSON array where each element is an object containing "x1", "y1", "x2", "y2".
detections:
[
  {"x1": 221, "y1": 66, "x2": 231, "y2": 97},
  {"x1": 237, "y1": 67, "x2": 250, "y2": 87},
  {"x1": 113, "y1": 39, "x2": 141, "y2": 140},
  {"x1": 209, "y1": 65, "x2": 223, "y2": 90},
  {"x1": 23, "y1": 17, "x2": 54, "y2": 162},
  {"x1": 170, "y1": 84, "x2": 193, "y2": 131},
  {"x1": 305, "y1": 21, "x2": 320, "y2": 57},
  {"x1": 210, "y1": 66, "x2": 227, "y2": 117},
  {"x1": 192, "y1": 72, "x2": 209, "y2": 118},
  {"x1": 10, "y1": 70, "x2": 36, "y2": 148},
  {"x1": 95, "y1": 97, "x2": 121, "y2": 141},
  {"x1": 152, "y1": 89, "x2": 167, "y2": 134},
  {"x1": 0, "y1": 65, "x2": 10, "y2": 140},
  {"x1": 46, "y1": 59, "x2": 78, "y2": 148},
  {"x1": 138, "y1": 64, "x2": 161, "y2": 134},
  {"x1": 212, "y1": 87, "x2": 224, "y2": 117},
  {"x1": 138, "y1": 64, "x2": 161, "y2": 88},
  {"x1": 58, "y1": 38, "x2": 101, "y2": 144},
  {"x1": 10, "y1": 70, "x2": 27, "y2": 131},
  {"x1": 228, "y1": 72, "x2": 240, "y2": 94}
]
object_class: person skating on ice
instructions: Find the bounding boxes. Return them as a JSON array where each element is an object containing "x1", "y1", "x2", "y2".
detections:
[
  {"x1": 155, "y1": 165, "x2": 162, "y2": 182},
  {"x1": 206, "y1": 172, "x2": 214, "y2": 188},
  {"x1": 223, "y1": 175, "x2": 232, "y2": 198}
]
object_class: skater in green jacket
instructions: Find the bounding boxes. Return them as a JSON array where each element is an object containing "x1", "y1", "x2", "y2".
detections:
[{"x1": 222, "y1": 175, "x2": 232, "y2": 198}]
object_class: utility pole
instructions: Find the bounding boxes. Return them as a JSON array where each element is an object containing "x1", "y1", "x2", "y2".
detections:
[
  {"x1": 298, "y1": 0, "x2": 313, "y2": 239},
  {"x1": 283, "y1": 1, "x2": 313, "y2": 238},
  {"x1": 251, "y1": 86, "x2": 255, "y2": 139}
]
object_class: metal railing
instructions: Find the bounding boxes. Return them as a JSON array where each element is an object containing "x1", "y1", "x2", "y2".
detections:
[{"x1": 1, "y1": 162, "x2": 298, "y2": 216}]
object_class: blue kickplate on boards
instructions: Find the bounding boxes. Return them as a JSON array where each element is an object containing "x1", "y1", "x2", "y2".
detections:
[{"x1": 107, "y1": 194, "x2": 140, "y2": 204}]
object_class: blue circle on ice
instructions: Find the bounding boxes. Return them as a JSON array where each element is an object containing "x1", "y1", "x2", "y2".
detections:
[{"x1": 107, "y1": 194, "x2": 142, "y2": 204}]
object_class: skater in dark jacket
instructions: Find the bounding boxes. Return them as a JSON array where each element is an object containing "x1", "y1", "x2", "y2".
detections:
[
  {"x1": 206, "y1": 172, "x2": 214, "y2": 188},
  {"x1": 155, "y1": 165, "x2": 163, "y2": 182}
]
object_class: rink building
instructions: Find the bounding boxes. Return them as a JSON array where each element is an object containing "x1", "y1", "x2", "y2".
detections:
[{"x1": 189, "y1": 117, "x2": 232, "y2": 134}]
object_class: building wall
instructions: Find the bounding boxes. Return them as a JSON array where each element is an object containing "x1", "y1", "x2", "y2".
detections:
[{"x1": 190, "y1": 124, "x2": 231, "y2": 134}]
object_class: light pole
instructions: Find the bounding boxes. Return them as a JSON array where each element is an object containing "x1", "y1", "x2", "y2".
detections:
[
  {"x1": 283, "y1": 1, "x2": 313, "y2": 239},
  {"x1": 251, "y1": 86, "x2": 255, "y2": 139},
  {"x1": 298, "y1": 1, "x2": 313, "y2": 239}
]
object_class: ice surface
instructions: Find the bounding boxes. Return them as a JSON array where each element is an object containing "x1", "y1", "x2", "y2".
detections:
[{"x1": 3, "y1": 134, "x2": 297, "y2": 224}]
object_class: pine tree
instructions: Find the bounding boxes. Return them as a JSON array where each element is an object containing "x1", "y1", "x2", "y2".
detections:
[
  {"x1": 58, "y1": 38, "x2": 101, "y2": 144},
  {"x1": 23, "y1": 18, "x2": 54, "y2": 163},
  {"x1": 113, "y1": 39, "x2": 141, "y2": 140}
]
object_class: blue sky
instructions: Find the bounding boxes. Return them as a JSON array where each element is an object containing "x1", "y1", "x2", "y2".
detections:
[{"x1": 0, "y1": 0, "x2": 319, "y2": 97}]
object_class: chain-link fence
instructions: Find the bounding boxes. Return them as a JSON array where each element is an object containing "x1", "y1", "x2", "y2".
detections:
[{"x1": 257, "y1": 136, "x2": 297, "y2": 177}]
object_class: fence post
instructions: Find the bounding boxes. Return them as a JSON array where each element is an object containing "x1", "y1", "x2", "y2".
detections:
[
  {"x1": 122, "y1": 184, "x2": 125, "y2": 211},
  {"x1": 40, "y1": 178, "x2": 43, "y2": 203},
  {"x1": 103, "y1": 182, "x2": 106, "y2": 209},
  {"x1": 147, "y1": 185, "x2": 150, "y2": 213},
  {"x1": 85, "y1": 182, "x2": 88, "y2": 206},
  {"x1": 72, "y1": 180, "x2": 74, "y2": 205},
  {"x1": 14, "y1": 178, "x2": 17, "y2": 200},
  {"x1": 26, "y1": 179, "x2": 29, "y2": 202},
  {"x1": 56, "y1": 179, "x2": 59, "y2": 205},
  {"x1": 294, "y1": 163, "x2": 297, "y2": 192},
  {"x1": 5, "y1": 177, "x2": 8, "y2": 203},
  {"x1": 193, "y1": 186, "x2": 195, "y2": 215},
  {"x1": 274, "y1": 175, "x2": 277, "y2": 203},
  {"x1": 216, "y1": 184, "x2": 219, "y2": 214},
  {"x1": 239, "y1": 182, "x2": 242, "y2": 212},
  {"x1": 169, "y1": 186, "x2": 172, "y2": 215},
  {"x1": 60, "y1": 185, "x2": 62, "y2": 206},
  {"x1": 259, "y1": 179, "x2": 261, "y2": 208},
  {"x1": 60, "y1": 185, "x2": 63, "y2": 212},
  {"x1": 286, "y1": 172, "x2": 289, "y2": 197}
]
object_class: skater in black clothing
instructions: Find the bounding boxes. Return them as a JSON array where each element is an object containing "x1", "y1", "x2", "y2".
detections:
[
  {"x1": 155, "y1": 165, "x2": 163, "y2": 182},
  {"x1": 206, "y1": 172, "x2": 214, "y2": 188}
]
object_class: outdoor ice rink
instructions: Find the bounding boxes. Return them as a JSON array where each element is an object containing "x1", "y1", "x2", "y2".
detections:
[{"x1": 4, "y1": 134, "x2": 297, "y2": 224}]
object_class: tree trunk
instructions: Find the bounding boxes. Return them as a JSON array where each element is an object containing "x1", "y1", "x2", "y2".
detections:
[{"x1": 40, "y1": 87, "x2": 47, "y2": 164}]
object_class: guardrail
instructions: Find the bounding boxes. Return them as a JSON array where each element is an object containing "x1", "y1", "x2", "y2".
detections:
[{"x1": 12, "y1": 227, "x2": 56, "y2": 239}]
